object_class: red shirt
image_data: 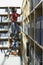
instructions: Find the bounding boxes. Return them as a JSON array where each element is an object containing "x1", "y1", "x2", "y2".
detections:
[{"x1": 11, "y1": 13, "x2": 18, "y2": 22}]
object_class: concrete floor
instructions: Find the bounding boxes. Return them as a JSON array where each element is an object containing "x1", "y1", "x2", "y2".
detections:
[{"x1": 0, "y1": 53, "x2": 21, "y2": 65}]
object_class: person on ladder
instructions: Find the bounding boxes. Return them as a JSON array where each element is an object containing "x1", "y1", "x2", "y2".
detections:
[{"x1": 10, "y1": 7, "x2": 21, "y2": 48}]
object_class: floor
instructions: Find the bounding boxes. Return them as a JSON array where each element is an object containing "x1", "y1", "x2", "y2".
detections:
[{"x1": 0, "y1": 53, "x2": 21, "y2": 65}]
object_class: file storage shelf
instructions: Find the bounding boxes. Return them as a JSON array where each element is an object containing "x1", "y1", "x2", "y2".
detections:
[
  {"x1": 0, "y1": 7, "x2": 23, "y2": 57},
  {"x1": 0, "y1": 8, "x2": 10, "y2": 48},
  {"x1": 0, "y1": 7, "x2": 22, "y2": 49},
  {"x1": 21, "y1": 0, "x2": 43, "y2": 65}
]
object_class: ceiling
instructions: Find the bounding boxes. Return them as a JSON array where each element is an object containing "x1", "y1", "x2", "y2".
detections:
[{"x1": 0, "y1": 0, "x2": 23, "y2": 7}]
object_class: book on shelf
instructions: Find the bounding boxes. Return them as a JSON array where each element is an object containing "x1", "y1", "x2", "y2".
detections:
[
  {"x1": 35, "y1": 0, "x2": 40, "y2": 6},
  {"x1": 36, "y1": 16, "x2": 43, "y2": 45},
  {"x1": 30, "y1": 0, "x2": 33, "y2": 10},
  {"x1": 0, "y1": 41, "x2": 8, "y2": 47},
  {"x1": 31, "y1": 20, "x2": 34, "y2": 39},
  {"x1": 35, "y1": 51, "x2": 42, "y2": 65},
  {"x1": 0, "y1": 33, "x2": 8, "y2": 37}
]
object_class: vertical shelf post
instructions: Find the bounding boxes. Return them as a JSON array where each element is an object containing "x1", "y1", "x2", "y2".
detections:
[
  {"x1": 42, "y1": 2, "x2": 43, "y2": 65},
  {"x1": 34, "y1": 9, "x2": 35, "y2": 65},
  {"x1": 8, "y1": 7, "x2": 10, "y2": 48}
]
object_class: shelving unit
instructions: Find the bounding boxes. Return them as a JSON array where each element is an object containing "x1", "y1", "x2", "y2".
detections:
[
  {"x1": 0, "y1": 7, "x2": 22, "y2": 55},
  {"x1": 0, "y1": 7, "x2": 24, "y2": 59},
  {"x1": 21, "y1": 0, "x2": 43, "y2": 65}
]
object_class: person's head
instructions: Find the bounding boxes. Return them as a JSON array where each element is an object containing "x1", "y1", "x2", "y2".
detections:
[{"x1": 12, "y1": 8, "x2": 16, "y2": 13}]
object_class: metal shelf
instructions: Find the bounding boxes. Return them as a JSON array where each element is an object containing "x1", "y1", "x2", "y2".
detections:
[
  {"x1": 21, "y1": 1, "x2": 43, "y2": 65},
  {"x1": 0, "y1": 46, "x2": 20, "y2": 50},
  {"x1": 0, "y1": 47, "x2": 8, "y2": 49},
  {"x1": 0, "y1": 37, "x2": 21, "y2": 41},
  {"x1": 0, "y1": 21, "x2": 22, "y2": 26},
  {"x1": 0, "y1": 37, "x2": 11, "y2": 41},
  {"x1": 0, "y1": 29, "x2": 8, "y2": 33},
  {"x1": 0, "y1": 22, "x2": 11, "y2": 25},
  {"x1": 0, "y1": 14, "x2": 8, "y2": 16},
  {"x1": 23, "y1": 31, "x2": 43, "y2": 50}
]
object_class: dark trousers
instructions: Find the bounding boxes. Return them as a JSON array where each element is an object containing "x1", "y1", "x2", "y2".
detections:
[
  {"x1": 11, "y1": 22, "x2": 15, "y2": 34},
  {"x1": 10, "y1": 22, "x2": 20, "y2": 39}
]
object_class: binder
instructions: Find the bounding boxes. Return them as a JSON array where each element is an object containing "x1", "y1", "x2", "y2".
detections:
[
  {"x1": 41, "y1": 16, "x2": 43, "y2": 46},
  {"x1": 30, "y1": 0, "x2": 33, "y2": 10},
  {"x1": 30, "y1": 46, "x2": 34, "y2": 65},
  {"x1": 37, "y1": 19, "x2": 41, "y2": 45},
  {"x1": 35, "y1": 0, "x2": 39, "y2": 6},
  {"x1": 33, "y1": 0, "x2": 40, "y2": 7},
  {"x1": 31, "y1": 21, "x2": 34, "y2": 39},
  {"x1": 37, "y1": 16, "x2": 43, "y2": 45},
  {"x1": 33, "y1": 0, "x2": 35, "y2": 8}
]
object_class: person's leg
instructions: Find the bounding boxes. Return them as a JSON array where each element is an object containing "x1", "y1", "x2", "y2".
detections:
[
  {"x1": 14, "y1": 22, "x2": 16, "y2": 34},
  {"x1": 12, "y1": 23, "x2": 18, "y2": 38},
  {"x1": 10, "y1": 22, "x2": 20, "y2": 39},
  {"x1": 12, "y1": 22, "x2": 15, "y2": 33},
  {"x1": 10, "y1": 22, "x2": 15, "y2": 38},
  {"x1": 11, "y1": 22, "x2": 13, "y2": 33}
]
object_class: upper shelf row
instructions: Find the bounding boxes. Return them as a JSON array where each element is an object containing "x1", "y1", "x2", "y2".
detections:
[{"x1": 22, "y1": 1, "x2": 43, "y2": 22}]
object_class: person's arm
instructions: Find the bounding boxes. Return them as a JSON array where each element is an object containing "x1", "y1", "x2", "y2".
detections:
[{"x1": 10, "y1": 14, "x2": 13, "y2": 21}]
